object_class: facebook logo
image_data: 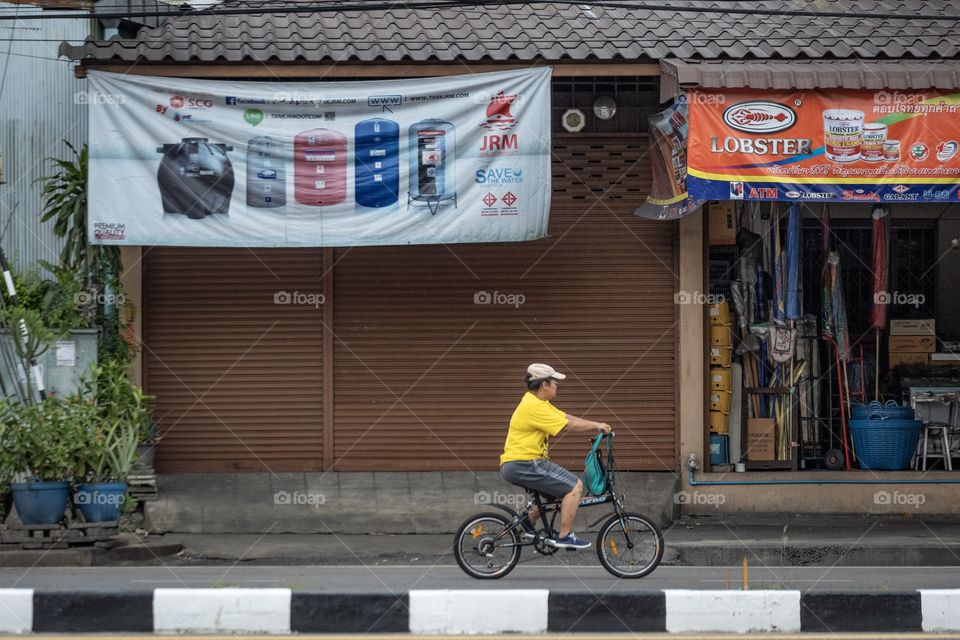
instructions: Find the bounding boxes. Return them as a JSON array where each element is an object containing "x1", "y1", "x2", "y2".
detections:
[{"x1": 225, "y1": 96, "x2": 237, "y2": 105}]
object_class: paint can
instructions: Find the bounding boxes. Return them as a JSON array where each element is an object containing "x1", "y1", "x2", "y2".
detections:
[
  {"x1": 823, "y1": 109, "x2": 864, "y2": 162},
  {"x1": 861, "y1": 123, "x2": 887, "y2": 162},
  {"x1": 884, "y1": 139, "x2": 901, "y2": 162},
  {"x1": 734, "y1": 462, "x2": 746, "y2": 473}
]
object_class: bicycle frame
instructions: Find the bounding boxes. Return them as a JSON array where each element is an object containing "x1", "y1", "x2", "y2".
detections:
[{"x1": 488, "y1": 478, "x2": 636, "y2": 550}]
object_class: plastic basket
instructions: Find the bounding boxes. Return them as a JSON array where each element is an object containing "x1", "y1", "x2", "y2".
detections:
[
  {"x1": 851, "y1": 400, "x2": 915, "y2": 420},
  {"x1": 849, "y1": 414, "x2": 921, "y2": 470}
]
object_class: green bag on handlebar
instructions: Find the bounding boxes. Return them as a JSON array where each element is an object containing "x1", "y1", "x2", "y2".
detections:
[{"x1": 583, "y1": 434, "x2": 610, "y2": 496}]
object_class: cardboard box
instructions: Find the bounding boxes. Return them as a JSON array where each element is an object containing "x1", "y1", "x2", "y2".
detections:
[
  {"x1": 929, "y1": 352, "x2": 960, "y2": 366},
  {"x1": 888, "y1": 352, "x2": 930, "y2": 367},
  {"x1": 708, "y1": 201, "x2": 737, "y2": 245},
  {"x1": 889, "y1": 335, "x2": 936, "y2": 354},
  {"x1": 890, "y1": 319, "x2": 935, "y2": 336},
  {"x1": 746, "y1": 418, "x2": 776, "y2": 461}
]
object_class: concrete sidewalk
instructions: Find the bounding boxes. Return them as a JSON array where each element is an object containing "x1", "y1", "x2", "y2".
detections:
[{"x1": 1, "y1": 513, "x2": 958, "y2": 567}]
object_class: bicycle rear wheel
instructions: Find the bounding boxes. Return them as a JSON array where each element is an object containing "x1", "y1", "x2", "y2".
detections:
[
  {"x1": 596, "y1": 512, "x2": 663, "y2": 578},
  {"x1": 453, "y1": 512, "x2": 521, "y2": 579}
]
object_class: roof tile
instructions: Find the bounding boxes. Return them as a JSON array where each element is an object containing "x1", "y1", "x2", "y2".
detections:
[{"x1": 60, "y1": 0, "x2": 960, "y2": 64}]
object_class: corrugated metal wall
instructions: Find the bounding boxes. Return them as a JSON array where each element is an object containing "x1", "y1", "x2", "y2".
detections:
[{"x1": 0, "y1": 3, "x2": 90, "y2": 271}]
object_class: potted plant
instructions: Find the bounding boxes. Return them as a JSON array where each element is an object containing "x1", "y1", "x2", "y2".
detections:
[
  {"x1": 75, "y1": 360, "x2": 149, "y2": 522},
  {"x1": 1, "y1": 397, "x2": 91, "y2": 525},
  {"x1": 134, "y1": 421, "x2": 160, "y2": 471}
]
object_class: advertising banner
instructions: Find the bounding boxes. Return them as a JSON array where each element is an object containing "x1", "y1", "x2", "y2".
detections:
[
  {"x1": 86, "y1": 68, "x2": 552, "y2": 247},
  {"x1": 634, "y1": 100, "x2": 705, "y2": 220},
  {"x1": 686, "y1": 88, "x2": 960, "y2": 203}
]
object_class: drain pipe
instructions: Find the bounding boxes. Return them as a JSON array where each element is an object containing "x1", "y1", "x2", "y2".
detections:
[{"x1": 687, "y1": 454, "x2": 960, "y2": 485}]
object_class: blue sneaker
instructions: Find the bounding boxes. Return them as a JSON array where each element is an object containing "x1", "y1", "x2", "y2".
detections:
[
  {"x1": 547, "y1": 532, "x2": 591, "y2": 549},
  {"x1": 518, "y1": 515, "x2": 537, "y2": 539}
]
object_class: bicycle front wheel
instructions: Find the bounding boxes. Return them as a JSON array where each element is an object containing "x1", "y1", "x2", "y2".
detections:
[
  {"x1": 596, "y1": 512, "x2": 663, "y2": 578},
  {"x1": 453, "y1": 512, "x2": 521, "y2": 579}
]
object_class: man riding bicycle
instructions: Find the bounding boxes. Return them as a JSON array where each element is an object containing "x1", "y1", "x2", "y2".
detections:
[{"x1": 499, "y1": 363, "x2": 612, "y2": 550}]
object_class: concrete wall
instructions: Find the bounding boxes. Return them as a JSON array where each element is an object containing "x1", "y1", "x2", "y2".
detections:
[{"x1": 143, "y1": 471, "x2": 680, "y2": 534}]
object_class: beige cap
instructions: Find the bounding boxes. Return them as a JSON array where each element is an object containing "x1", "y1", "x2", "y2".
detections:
[{"x1": 527, "y1": 363, "x2": 567, "y2": 381}]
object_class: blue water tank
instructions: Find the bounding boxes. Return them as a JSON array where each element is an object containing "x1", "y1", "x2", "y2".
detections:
[
  {"x1": 355, "y1": 118, "x2": 400, "y2": 208},
  {"x1": 408, "y1": 118, "x2": 457, "y2": 214}
]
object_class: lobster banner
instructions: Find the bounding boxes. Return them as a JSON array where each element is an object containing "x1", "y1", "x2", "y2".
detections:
[
  {"x1": 687, "y1": 88, "x2": 960, "y2": 203},
  {"x1": 86, "y1": 68, "x2": 552, "y2": 247}
]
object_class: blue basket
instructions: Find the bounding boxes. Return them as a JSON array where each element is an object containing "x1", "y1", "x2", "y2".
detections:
[
  {"x1": 849, "y1": 414, "x2": 921, "y2": 470},
  {"x1": 851, "y1": 400, "x2": 915, "y2": 420}
]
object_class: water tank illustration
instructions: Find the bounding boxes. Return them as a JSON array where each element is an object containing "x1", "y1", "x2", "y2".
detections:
[
  {"x1": 246, "y1": 136, "x2": 286, "y2": 209},
  {"x1": 408, "y1": 119, "x2": 457, "y2": 214},
  {"x1": 156, "y1": 137, "x2": 234, "y2": 219},
  {"x1": 355, "y1": 118, "x2": 400, "y2": 208},
  {"x1": 294, "y1": 128, "x2": 347, "y2": 206}
]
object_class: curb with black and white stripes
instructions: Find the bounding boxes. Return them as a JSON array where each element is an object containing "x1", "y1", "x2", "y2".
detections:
[{"x1": 2, "y1": 588, "x2": 960, "y2": 634}]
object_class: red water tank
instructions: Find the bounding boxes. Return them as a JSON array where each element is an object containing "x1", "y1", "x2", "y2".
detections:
[{"x1": 294, "y1": 128, "x2": 347, "y2": 206}]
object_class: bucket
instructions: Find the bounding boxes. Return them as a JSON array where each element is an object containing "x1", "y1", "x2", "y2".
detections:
[
  {"x1": 849, "y1": 414, "x2": 921, "y2": 470},
  {"x1": 75, "y1": 483, "x2": 128, "y2": 523},
  {"x1": 10, "y1": 481, "x2": 69, "y2": 525},
  {"x1": 851, "y1": 400, "x2": 914, "y2": 420},
  {"x1": 710, "y1": 434, "x2": 730, "y2": 465},
  {"x1": 823, "y1": 109, "x2": 864, "y2": 162}
]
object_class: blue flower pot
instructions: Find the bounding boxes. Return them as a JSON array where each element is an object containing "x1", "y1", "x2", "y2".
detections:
[
  {"x1": 10, "y1": 481, "x2": 69, "y2": 525},
  {"x1": 75, "y1": 482, "x2": 127, "y2": 523}
]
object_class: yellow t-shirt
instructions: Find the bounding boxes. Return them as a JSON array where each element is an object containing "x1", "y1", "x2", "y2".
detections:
[{"x1": 500, "y1": 392, "x2": 568, "y2": 464}]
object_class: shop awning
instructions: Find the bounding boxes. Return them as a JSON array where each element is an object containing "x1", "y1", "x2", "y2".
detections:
[{"x1": 660, "y1": 59, "x2": 960, "y2": 102}]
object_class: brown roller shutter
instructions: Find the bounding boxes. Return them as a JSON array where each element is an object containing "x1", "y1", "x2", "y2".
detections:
[
  {"x1": 144, "y1": 248, "x2": 324, "y2": 472},
  {"x1": 332, "y1": 135, "x2": 677, "y2": 472}
]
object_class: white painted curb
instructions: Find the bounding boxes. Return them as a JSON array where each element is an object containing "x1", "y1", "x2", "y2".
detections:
[
  {"x1": 665, "y1": 589, "x2": 801, "y2": 633},
  {"x1": 921, "y1": 589, "x2": 960, "y2": 631},
  {"x1": 410, "y1": 589, "x2": 549, "y2": 634},
  {"x1": 0, "y1": 589, "x2": 32, "y2": 634},
  {"x1": 153, "y1": 588, "x2": 292, "y2": 634}
]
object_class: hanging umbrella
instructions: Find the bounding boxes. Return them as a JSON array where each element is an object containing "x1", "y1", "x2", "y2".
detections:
[
  {"x1": 870, "y1": 205, "x2": 890, "y2": 399},
  {"x1": 824, "y1": 251, "x2": 853, "y2": 469},
  {"x1": 773, "y1": 207, "x2": 785, "y2": 325},
  {"x1": 785, "y1": 204, "x2": 802, "y2": 321}
]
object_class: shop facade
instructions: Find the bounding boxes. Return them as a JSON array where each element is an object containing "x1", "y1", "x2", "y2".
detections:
[
  {"x1": 62, "y1": 6, "x2": 960, "y2": 525},
  {"x1": 665, "y1": 60, "x2": 960, "y2": 514}
]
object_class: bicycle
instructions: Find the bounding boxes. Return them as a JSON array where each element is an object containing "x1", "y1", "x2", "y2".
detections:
[{"x1": 453, "y1": 433, "x2": 664, "y2": 579}]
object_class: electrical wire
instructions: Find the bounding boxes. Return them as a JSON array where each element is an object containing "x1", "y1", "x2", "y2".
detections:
[{"x1": 0, "y1": 0, "x2": 957, "y2": 22}]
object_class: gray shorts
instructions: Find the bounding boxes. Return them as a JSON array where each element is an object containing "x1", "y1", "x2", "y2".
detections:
[{"x1": 500, "y1": 459, "x2": 579, "y2": 500}]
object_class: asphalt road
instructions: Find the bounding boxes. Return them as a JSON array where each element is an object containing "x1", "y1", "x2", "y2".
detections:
[
  {"x1": 4, "y1": 636, "x2": 960, "y2": 640},
  {"x1": 2, "y1": 565, "x2": 960, "y2": 592}
]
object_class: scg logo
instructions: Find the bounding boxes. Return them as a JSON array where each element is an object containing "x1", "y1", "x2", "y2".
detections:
[{"x1": 171, "y1": 95, "x2": 214, "y2": 109}]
